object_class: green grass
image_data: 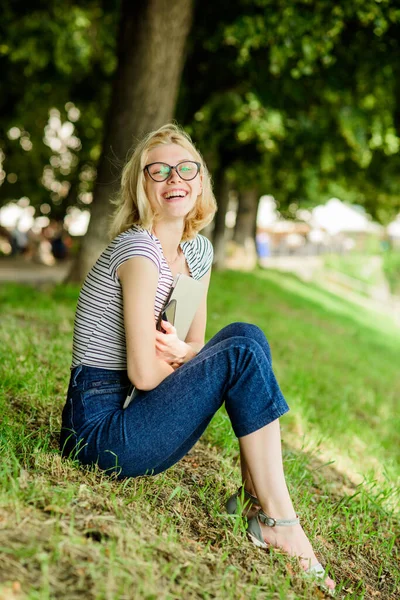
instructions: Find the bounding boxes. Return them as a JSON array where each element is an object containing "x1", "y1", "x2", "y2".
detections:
[
  {"x1": 323, "y1": 254, "x2": 384, "y2": 287},
  {"x1": 0, "y1": 272, "x2": 399, "y2": 599}
]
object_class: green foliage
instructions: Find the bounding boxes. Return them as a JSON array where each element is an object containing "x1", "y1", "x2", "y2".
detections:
[
  {"x1": 0, "y1": 0, "x2": 118, "y2": 215},
  {"x1": 180, "y1": 0, "x2": 400, "y2": 221},
  {"x1": 1, "y1": 0, "x2": 400, "y2": 224}
]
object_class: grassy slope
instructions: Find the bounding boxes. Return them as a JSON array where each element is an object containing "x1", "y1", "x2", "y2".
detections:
[{"x1": 0, "y1": 271, "x2": 399, "y2": 600}]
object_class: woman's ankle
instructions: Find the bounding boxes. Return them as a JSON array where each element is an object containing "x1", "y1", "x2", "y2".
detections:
[
  {"x1": 258, "y1": 501, "x2": 297, "y2": 521},
  {"x1": 243, "y1": 486, "x2": 258, "y2": 500}
]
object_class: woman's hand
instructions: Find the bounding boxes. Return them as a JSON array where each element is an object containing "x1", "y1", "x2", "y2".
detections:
[{"x1": 155, "y1": 320, "x2": 188, "y2": 368}]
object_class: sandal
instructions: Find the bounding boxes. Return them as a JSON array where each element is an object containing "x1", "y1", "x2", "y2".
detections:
[
  {"x1": 247, "y1": 509, "x2": 335, "y2": 596},
  {"x1": 226, "y1": 487, "x2": 260, "y2": 515}
]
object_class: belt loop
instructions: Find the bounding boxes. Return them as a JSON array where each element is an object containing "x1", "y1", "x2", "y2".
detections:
[{"x1": 72, "y1": 364, "x2": 83, "y2": 387}]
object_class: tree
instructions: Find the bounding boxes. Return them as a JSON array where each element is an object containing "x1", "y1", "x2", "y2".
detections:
[
  {"x1": 68, "y1": 0, "x2": 194, "y2": 280},
  {"x1": 0, "y1": 0, "x2": 118, "y2": 217},
  {"x1": 178, "y1": 0, "x2": 400, "y2": 264},
  {"x1": 2, "y1": 0, "x2": 400, "y2": 273}
]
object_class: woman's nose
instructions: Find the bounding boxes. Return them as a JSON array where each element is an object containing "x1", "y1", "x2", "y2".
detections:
[{"x1": 167, "y1": 166, "x2": 182, "y2": 182}]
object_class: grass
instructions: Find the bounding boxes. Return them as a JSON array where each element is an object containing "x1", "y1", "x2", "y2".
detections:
[
  {"x1": 323, "y1": 254, "x2": 384, "y2": 287},
  {"x1": 0, "y1": 270, "x2": 399, "y2": 600}
]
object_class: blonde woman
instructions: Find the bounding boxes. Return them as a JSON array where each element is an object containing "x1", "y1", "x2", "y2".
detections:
[{"x1": 60, "y1": 124, "x2": 335, "y2": 594}]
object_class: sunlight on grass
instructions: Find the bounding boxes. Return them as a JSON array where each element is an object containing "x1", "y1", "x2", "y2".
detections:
[
  {"x1": 1, "y1": 276, "x2": 399, "y2": 599},
  {"x1": 207, "y1": 270, "x2": 400, "y2": 478},
  {"x1": 256, "y1": 268, "x2": 399, "y2": 342}
]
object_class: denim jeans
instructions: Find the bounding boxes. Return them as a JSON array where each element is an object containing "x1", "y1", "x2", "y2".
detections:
[{"x1": 59, "y1": 322, "x2": 289, "y2": 478}]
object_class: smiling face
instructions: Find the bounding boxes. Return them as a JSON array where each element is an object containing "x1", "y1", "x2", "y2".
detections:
[{"x1": 144, "y1": 143, "x2": 202, "y2": 224}]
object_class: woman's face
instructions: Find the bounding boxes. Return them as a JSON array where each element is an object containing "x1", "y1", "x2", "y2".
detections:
[{"x1": 144, "y1": 143, "x2": 202, "y2": 224}]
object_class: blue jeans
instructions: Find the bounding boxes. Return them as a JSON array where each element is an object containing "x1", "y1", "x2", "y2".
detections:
[{"x1": 59, "y1": 323, "x2": 289, "y2": 478}]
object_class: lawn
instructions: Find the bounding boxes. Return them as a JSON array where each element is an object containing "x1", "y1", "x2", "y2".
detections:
[{"x1": 0, "y1": 270, "x2": 399, "y2": 599}]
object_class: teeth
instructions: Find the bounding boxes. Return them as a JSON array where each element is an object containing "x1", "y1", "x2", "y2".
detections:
[{"x1": 164, "y1": 191, "x2": 186, "y2": 199}]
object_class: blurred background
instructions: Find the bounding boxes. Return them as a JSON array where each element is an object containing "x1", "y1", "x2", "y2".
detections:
[{"x1": 1, "y1": 0, "x2": 399, "y2": 317}]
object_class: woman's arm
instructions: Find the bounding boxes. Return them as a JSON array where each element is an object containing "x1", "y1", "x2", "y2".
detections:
[
  {"x1": 155, "y1": 268, "x2": 212, "y2": 366},
  {"x1": 118, "y1": 256, "x2": 174, "y2": 391}
]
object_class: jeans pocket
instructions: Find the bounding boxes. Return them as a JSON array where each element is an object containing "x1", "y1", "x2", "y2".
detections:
[
  {"x1": 85, "y1": 379, "x2": 124, "y2": 390},
  {"x1": 81, "y1": 382, "x2": 130, "y2": 419}
]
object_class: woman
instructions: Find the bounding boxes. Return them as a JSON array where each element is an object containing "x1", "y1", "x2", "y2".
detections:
[{"x1": 60, "y1": 123, "x2": 335, "y2": 593}]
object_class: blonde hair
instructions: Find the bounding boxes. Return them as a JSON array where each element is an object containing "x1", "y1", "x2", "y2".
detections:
[{"x1": 109, "y1": 123, "x2": 217, "y2": 241}]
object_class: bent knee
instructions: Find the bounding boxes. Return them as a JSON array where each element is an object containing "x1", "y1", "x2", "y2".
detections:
[
  {"x1": 228, "y1": 322, "x2": 270, "y2": 345},
  {"x1": 223, "y1": 322, "x2": 271, "y2": 361},
  {"x1": 222, "y1": 322, "x2": 262, "y2": 338}
]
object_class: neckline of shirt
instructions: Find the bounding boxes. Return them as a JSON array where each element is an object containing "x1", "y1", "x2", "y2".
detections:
[{"x1": 128, "y1": 225, "x2": 195, "y2": 277}]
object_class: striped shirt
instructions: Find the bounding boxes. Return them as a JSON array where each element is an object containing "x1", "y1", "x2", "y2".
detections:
[{"x1": 71, "y1": 226, "x2": 213, "y2": 370}]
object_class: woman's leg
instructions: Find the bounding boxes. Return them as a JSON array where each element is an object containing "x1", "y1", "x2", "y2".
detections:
[
  {"x1": 239, "y1": 421, "x2": 336, "y2": 591},
  {"x1": 206, "y1": 323, "x2": 270, "y2": 499},
  {"x1": 240, "y1": 454, "x2": 259, "y2": 501},
  {"x1": 215, "y1": 325, "x2": 335, "y2": 589},
  {"x1": 66, "y1": 324, "x2": 334, "y2": 588},
  {"x1": 203, "y1": 322, "x2": 272, "y2": 364},
  {"x1": 76, "y1": 323, "x2": 288, "y2": 479}
]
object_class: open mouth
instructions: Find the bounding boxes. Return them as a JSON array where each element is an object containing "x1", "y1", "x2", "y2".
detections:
[{"x1": 163, "y1": 190, "x2": 188, "y2": 201}]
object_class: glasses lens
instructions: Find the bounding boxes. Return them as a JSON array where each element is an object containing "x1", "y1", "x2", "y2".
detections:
[
  {"x1": 148, "y1": 163, "x2": 171, "y2": 181},
  {"x1": 177, "y1": 161, "x2": 199, "y2": 180}
]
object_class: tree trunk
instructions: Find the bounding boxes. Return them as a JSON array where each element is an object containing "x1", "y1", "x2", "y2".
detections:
[
  {"x1": 233, "y1": 189, "x2": 259, "y2": 245},
  {"x1": 227, "y1": 188, "x2": 259, "y2": 271},
  {"x1": 67, "y1": 0, "x2": 194, "y2": 282},
  {"x1": 212, "y1": 169, "x2": 230, "y2": 269}
]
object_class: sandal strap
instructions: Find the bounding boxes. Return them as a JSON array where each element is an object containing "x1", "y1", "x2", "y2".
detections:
[
  {"x1": 307, "y1": 563, "x2": 326, "y2": 577},
  {"x1": 226, "y1": 487, "x2": 260, "y2": 516},
  {"x1": 240, "y1": 487, "x2": 260, "y2": 505},
  {"x1": 258, "y1": 509, "x2": 299, "y2": 527}
]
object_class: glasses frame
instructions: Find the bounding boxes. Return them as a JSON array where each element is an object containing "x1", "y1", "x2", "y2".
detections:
[{"x1": 144, "y1": 160, "x2": 201, "y2": 182}]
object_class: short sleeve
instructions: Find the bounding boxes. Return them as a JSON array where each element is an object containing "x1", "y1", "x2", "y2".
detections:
[
  {"x1": 195, "y1": 234, "x2": 214, "y2": 278},
  {"x1": 109, "y1": 231, "x2": 162, "y2": 282}
]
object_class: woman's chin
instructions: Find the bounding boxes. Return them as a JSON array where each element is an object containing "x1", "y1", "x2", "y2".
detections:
[{"x1": 162, "y1": 204, "x2": 193, "y2": 220}]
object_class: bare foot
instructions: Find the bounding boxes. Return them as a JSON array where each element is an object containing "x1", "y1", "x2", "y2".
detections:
[{"x1": 259, "y1": 521, "x2": 336, "y2": 592}]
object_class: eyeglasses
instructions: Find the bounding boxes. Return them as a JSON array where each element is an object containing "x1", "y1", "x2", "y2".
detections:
[{"x1": 144, "y1": 160, "x2": 201, "y2": 182}]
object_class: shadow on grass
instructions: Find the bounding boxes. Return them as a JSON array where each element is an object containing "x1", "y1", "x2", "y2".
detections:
[
  {"x1": 210, "y1": 268, "x2": 400, "y2": 349},
  {"x1": 1, "y1": 278, "x2": 399, "y2": 598},
  {"x1": 2, "y1": 414, "x2": 399, "y2": 600}
]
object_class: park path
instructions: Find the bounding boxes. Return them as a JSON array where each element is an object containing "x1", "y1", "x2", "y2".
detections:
[
  {"x1": 0, "y1": 257, "x2": 72, "y2": 284},
  {"x1": 260, "y1": 255, "x2": 400, "y2": 325},
  {"x1": 1, "y1": 255, "x2": 399, "y2": 325}
]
